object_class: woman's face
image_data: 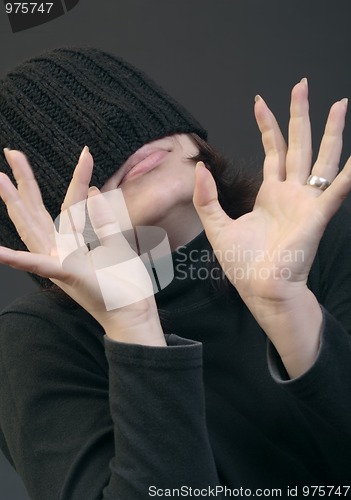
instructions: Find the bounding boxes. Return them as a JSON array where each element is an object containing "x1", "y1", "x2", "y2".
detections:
[{"x1": 101, "y1": 134, "x2": 202, "y2": 242}]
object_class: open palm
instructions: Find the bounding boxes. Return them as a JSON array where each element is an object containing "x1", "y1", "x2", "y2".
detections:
[
  {"x1": 194, "y1": 80, "x2": 350, "y2": 306},
  {"x1": 0, "y1": 148, "x2": 154, "y2": 327}
]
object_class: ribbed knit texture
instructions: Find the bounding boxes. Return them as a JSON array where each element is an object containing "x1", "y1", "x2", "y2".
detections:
[{"x1": 0, "y1": 47, "x2": 207, "y2": 287}]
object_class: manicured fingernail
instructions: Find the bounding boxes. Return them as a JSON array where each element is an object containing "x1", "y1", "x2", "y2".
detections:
[
  {"x1": 79, "y1": 145, "x2": 89, "y2": 161},
  {"x1": 3, "y1": 148, "x2": 11, "y2": 160},
  {"x1": 300, "y1": 77, "x2": 308, "y2": 85},
  {"x1": 254, "y1": 95, "x2": 262, "y2": 103},
  {"x1": 88, "y1": 186, "x2": 99, "y2": 196},
  {"x1": 341, "y1": 98, "x2": 348, "y2": 107}
]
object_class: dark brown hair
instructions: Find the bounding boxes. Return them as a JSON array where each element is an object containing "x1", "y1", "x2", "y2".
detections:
[{"x1": 189, "y1": 133, "x2": 261, "y2": 219}]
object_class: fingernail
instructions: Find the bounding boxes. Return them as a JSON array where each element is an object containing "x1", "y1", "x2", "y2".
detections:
[
  {"x1": 79, "y1": 145, "x2": 89, "y2": 161},
  {"x1": 254, "y1": 94, "x2": 262, "y2": 103},
  {"x1": 341, "y1": 97, "x2": 348, "y2": 107},
  {"x1": 3, "y1": 148, "x2": 11, "y2": 160},
  {"x1": 300, "y1": 77, "x2": 308, "y2": 85},
  {"x1": 88, "y1": 186, "x2": 99, "y2": 196}
]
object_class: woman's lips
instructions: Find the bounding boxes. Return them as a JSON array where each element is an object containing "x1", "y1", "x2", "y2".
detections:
[{"x1": 120, "y1": 149, "x2": 169, "y2": 184}]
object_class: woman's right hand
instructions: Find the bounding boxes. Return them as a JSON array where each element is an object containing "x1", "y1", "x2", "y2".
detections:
[{"x1": 0, "y1": 147, "x2": 166, "y2": 345}]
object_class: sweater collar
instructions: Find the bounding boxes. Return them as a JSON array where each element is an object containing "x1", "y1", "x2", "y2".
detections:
[{"x1": 155, "y1": 230, "x2": 219, "y2": 310}]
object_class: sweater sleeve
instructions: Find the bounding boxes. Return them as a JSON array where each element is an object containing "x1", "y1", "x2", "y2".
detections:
[
  {"x1": 98, "y1": 335, "x2": 220, "y2": 498},
  {"x1": 267, "y1": 206, "x2": 351, "y2": 484},
  {"x1": 0, "y1": 305, "x2": 220, "y2": 500}
]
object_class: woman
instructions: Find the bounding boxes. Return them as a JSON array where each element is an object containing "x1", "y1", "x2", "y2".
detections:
[{"x1": 0, "y1": 47, "x2": 350, "y2": 499}]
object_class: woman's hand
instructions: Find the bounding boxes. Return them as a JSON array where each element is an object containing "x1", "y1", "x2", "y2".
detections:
[
  {"x1": 193, "y1": 79, "x2": 351, "y2": 377},
  {"x1": 0, "y1": 147, "x2": 165, "y2": 346}
]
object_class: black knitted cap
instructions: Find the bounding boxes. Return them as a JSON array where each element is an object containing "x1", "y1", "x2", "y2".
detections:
[{"x1": 0, "y1": 47, "x2": 207, "y2": 286}]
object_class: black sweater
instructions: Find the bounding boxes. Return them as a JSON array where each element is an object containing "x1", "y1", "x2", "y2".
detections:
[{"x1": 1, "y1": 209, "x2": 351, "y2": 499}]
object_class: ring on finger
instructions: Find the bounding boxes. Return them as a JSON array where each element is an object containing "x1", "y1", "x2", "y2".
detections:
[{"x1": 306, "y1": 175, "x2": 331, "y2": 191}]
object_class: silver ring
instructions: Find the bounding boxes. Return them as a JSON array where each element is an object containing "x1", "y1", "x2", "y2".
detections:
[{"x1": 306, "y1": 175, "x2": 331, "y2": 191}]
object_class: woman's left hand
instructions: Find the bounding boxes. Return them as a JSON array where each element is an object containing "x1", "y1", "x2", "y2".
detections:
[{"x1": 193, "y1": 79, "x2": 351, "y2": 377}]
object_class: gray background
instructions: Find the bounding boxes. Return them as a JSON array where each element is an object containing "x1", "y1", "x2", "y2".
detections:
[{"x1": 0, "y1": 0, "x2": 350, "y2": 497}]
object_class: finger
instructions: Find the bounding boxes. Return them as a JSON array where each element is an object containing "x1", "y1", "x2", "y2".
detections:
[
  {"x1": 59, "y1": 146, "x2": 92, "y2": 236},
  {"x1": 3, "y1": 149, "x2": 53, "y2": 245},
  {"x1": 285, "y1": 78, "x2": 312, "y2": 182},
  {"x1": 87, "y1": 187, "x2": 121, "y2": 239},
  {"x1": 254, "y1": 95, "x2": 287, "y2": 181},
  {"x1": 52, "y1": 229, "x2": 87, "y2": 266},
  {"x1": 193, "y1": 162, "x2": 231, "y2": 243},
  {"x1": 311, "y1": 98, "x2": 348, "y2": 182},
  {"x1": 0, "y1": 172, "x2": 52, "y2": 254},
  {"x1": 58, "y1": 200, "x2": 86, "y2": 237},
  {"x1": 0, "y1": 246, "x2": 65, "y2": 280},
  {"x1": 87, "y1": 187, "x2": 133, "y2": 260},
  {"x1": 317, "y1": 155, "x2": 351, "y2": 221},
  {"x1": 61, "y1": 146, "x2": 93, "y2": 212},
  {"x1": 3, "y1": 149, "x2": 46, "y2": 213}
]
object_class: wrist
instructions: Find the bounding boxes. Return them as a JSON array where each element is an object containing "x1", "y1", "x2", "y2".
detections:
[
  {"x1": 244, "y1": 287, "x2": 322, "y2": 378},
  {"x1": 98, "y1": 298, "x2": 166, "y2": 347}
]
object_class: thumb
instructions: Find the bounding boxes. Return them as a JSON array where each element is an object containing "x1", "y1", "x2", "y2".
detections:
[{"x1": 193, "y1": 162, "x2": 231, "y2": 237}]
